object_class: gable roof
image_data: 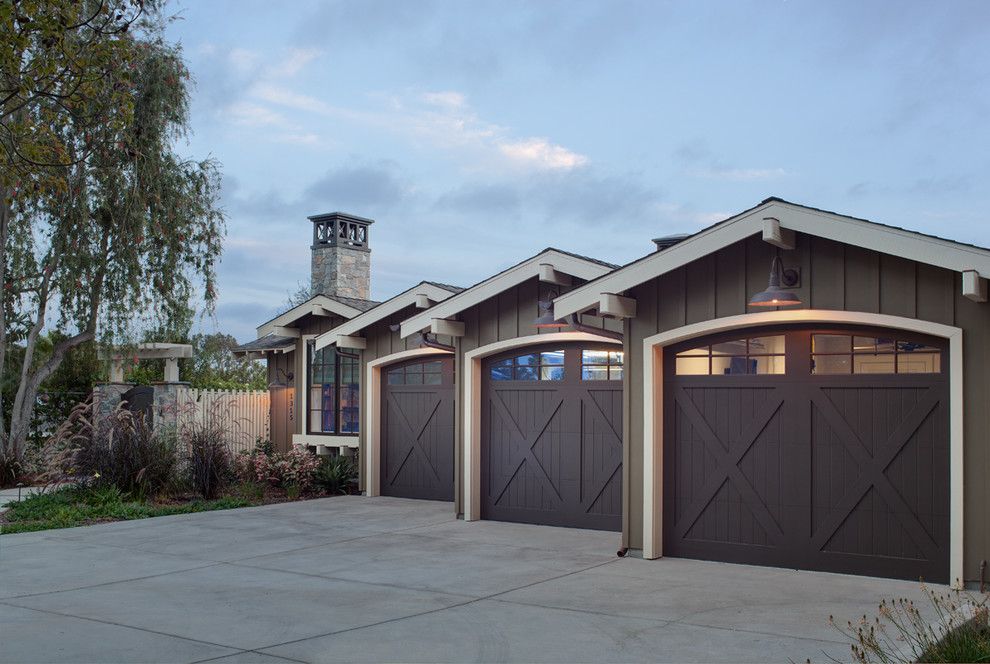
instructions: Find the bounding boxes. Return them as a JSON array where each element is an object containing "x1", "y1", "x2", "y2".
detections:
[
  {"x1": 232, "y1": 333, "x2": 297, "y2": 356},
  {"x1": 398, "y1": 248, "x2": 617, "y2": 339},
  {"x1": 554, "y1": 197, "x2": 990, "y2": 319},
  {"x1": 256, "y1": 293, "x2": 379, "y2": 337},
  {"x1": 313, "y1": 281, "x2": 463, "y2": 351}
]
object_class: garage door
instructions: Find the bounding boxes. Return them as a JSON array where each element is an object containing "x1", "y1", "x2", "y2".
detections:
[
  {"x1": 663, "y1": 326, "x2": 949, "y2": 581},
  {"x1": 381, "y1": 356, "x2": 455, "y2": 501},
  {"x1": 481, "y1": 343, "x2": 623, "y2": 531}
]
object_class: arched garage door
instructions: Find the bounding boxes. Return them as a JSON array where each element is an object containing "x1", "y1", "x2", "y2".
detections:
[
  {"x1": 482, "y1": 343, "x2": 623, "y2": 531},
  {"x1": 663, "y1": 325, "x2": 949, "y2": 582},
  {"x1": 381, "y1": 356, "x2": 455, "y2": 501}
]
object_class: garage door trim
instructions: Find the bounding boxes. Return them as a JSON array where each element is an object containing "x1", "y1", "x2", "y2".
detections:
[
  {"x1": 364, "y1": 347, "x2": 453, "y2": 497},
  {"x1": 462, "y1": 332, "x2": 623, "y2": 522},
  {"x1": 640, "y1": 309, "x2": 964, "y2": 585}
]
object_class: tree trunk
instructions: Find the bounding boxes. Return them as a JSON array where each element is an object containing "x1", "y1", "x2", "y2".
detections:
[{"x1": 0, "y1": 189, "x2": 10, "y2": 444}]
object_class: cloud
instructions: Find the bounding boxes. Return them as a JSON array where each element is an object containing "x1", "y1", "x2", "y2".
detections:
[
  {"x1": 303, "y1": 162, "x2": 412, "y2": 212},
  {"x1": 674, "y1": 139, "x2": 788, "y2": 182},
  {"x1": 225, "y1": 101, "x2": 291, "y2": 128},
  {"x1": 420, "y1": 91, "x2": 466, "y2": 109},
  {"x1": 239, "y1": 82, "x2": 588, "y2": 172},
  {"x1": 498, "y1": 138, "x2": 589, "y2": 171},
  {"x1": 435, "y1": 167, "x2": 662, "y2": 228},
  {"x1": 690, "y1": 167, "x2": 788, "y2": 182}
]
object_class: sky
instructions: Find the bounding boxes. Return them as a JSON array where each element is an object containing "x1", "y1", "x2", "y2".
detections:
[{"x1": 162, "y1": 0, "x2": 990, "y2": 342}]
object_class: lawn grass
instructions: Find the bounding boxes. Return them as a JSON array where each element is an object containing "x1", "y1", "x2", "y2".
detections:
[{"x1": 0, "y1": 485, "x2": 252, "y2": 534}]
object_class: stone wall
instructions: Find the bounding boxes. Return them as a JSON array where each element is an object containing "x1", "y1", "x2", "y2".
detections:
[{"x1": 311, "y1": 245, "x2": 370, "y2": 300}]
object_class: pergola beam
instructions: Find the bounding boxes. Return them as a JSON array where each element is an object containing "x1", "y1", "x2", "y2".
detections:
[
  {"x1": 963, "y1": 270, "x2": 988, "y2": 302},
  {"x1": 430, "y1": 318, "x2": 465, "y2": 337},
  {"x1": 539, "y1": 263, "x2": 573, "y2": 287},
  {"x1": 762, "y1": 217, "x2": 795, "y2": 250},
  {"x1": 599, "y1": 293, "x2": 637, "y2": 319}
]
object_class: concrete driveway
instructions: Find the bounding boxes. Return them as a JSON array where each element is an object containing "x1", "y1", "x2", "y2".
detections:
[{"x1": 0, "y1": 496, "x2": 928, "y2": 663}]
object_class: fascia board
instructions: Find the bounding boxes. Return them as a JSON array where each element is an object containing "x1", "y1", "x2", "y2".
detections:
[
  {"x1": 554, "y1": 206, "x2": 769, "y2": 318},
  {"x1": 256, "y1": 295, "x2": 362, "y2": 338},
  {"x1": 398, "y1": 251, "x2": 613, "y2": 339},
  {"x1": 313, "y1": 283, "x2": 456, "y2": 351},
  {"x1": 554, "y1": 200, "x2": 990, "y2": 319}
]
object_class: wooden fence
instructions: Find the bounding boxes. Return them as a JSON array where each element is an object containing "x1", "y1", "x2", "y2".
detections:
[{"x1": 176, "y1": 388, "x2": 270, "y2": 455}]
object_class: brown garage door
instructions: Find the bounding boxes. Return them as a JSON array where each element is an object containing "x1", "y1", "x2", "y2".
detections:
[
  {"x1": 381, "y1": 356, "x2": 455, "y2": 501},
  {"x1": 481, "y1": 343, "x2": 623, "y2": 531},
  {"x1": 663, "y1": 326, "x2": 949, "y2": 582}
]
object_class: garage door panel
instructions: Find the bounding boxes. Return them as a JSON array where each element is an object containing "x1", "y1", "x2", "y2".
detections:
[
  {"x1": 382, "y1": 358, "x2": 455, "y2": 501},
  {"x1": 683, "y1": 479, "x2": 773, "y2": 547},
  {"x1": 482, "y1": 344, "x2": 622, "y2": 531},
  {"x1": 664, "y1": 326, "x2": 949, "y2": 581},
  {"x1": 822, "y1": 487, "x2": 927, "y2": 560}
]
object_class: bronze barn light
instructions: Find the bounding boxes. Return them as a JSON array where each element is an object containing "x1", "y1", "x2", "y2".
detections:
[{"x1": 749, "y1": 254, "x2": 802, "y2": 307}]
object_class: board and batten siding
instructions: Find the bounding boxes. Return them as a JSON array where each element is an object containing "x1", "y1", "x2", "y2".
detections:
[
  {"x1": 265, "y1": 312, "x2": 347, "y2": 451},
  {"x1": 624, "y1": 231, "x2": 990, "y2": 582}
]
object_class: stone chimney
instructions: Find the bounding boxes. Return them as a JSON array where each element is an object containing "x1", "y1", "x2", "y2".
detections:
[{"x1": 309, "y1": 212, "x2": 373, "y2": 300}]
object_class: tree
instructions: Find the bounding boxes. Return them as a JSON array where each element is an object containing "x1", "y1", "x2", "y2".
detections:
[
  {"x1": 1, "y1": 4, "x2": 226, "y2": 460},
  {"x1": 184, "y1": 333, "x2": 266, "y2": 391}
]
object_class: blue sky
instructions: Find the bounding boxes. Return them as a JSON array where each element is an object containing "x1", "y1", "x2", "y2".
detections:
[{"x1": 163, "y1": 0, "x2": 990, "y2": 342}]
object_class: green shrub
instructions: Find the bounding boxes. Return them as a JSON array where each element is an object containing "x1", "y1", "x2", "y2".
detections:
[
  {"x1": 830, "y1": 583, "x2": 989, "y2": 663},
  {"x1": 314, "y1": 455, "x2": 358, "y2": 495}
]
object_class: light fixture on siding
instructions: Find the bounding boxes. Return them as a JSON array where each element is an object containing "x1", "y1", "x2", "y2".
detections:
[{"x1": 749, "y1": 254, "x2": 802, "y2": 307}]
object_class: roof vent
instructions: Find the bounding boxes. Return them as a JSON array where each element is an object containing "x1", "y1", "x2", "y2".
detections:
[{"x1": 652, "y1": 233, "x2": 690, "y2": 252}]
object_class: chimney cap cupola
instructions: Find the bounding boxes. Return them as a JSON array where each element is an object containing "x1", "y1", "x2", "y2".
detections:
[{"x1": 309, "y1": 211, "x2": 374, "y2": 252}]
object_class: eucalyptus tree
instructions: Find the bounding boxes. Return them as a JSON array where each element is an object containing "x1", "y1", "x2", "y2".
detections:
[{"x1": 1, "y1": 2, "x2": 226, "y2": 460}]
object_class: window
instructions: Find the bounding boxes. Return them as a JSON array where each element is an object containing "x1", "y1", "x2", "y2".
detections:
[
  {"x1": 387, "y1": 360, "x2": 444, "y2": 386},
  {"x1": 308, "y1": 346, "x2": 360, "y2": 435},
  {"x1": 812, "y1": 335, "x2": 941, "y2": 375},
  {"x1": 675, "y1": 335, "x2": 785, "y2": 375},
  {"x1": 581, "y1": 350, "x2": 624, "y2": 381},
  {"x1": 490, "y1": 350, "x2": 565, "y2": 381}
]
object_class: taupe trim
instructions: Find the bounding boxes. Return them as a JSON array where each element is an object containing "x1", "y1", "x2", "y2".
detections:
[
  {"x1": 335, "y1": 335, "x2": 367, "y2": 349},
  {"x1": 292, "y1": 433, "x2": 358, "y2": 448},
  {"x1": 313, "y1": 282, "x2": 458, "y2": 351},
  {"x1": 461, "y1": 332, "x2": 622, "y2": 522},
  {"x1": 599, "y1": 293, "x2": 636, "y2": 318},
  {"x1": 555, "y1": 199, "x2": 990, "y2": 319},
  {"x1": 640, "y1": 310, "x2": 964, "y2": 587},
  {"x1": 399, "y1": 250, "x2": 614, "y2": 339},
  {"x1": 962, "y1": 270, "x2": 988, "y2": 302},
  {"x1": 539, "y1": 263, "x2": 572, "y2": 286},
  {"x1": 762, "y1": 216, "x2": 794, "y2": 249},
  {"x1": 430, "y1": 318, "x2": 465, "y2": 337},
  {"x1": 271, "y1": 326, "x2": 301, "y2": 338},
  {"x1": 257, "y1": 296, "x2": 363, "y2": 337}
]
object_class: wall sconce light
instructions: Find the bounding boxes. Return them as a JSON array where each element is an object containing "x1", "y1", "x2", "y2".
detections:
[{"x1": 749, "y1": 254, "x2": 802, "y2": 307}]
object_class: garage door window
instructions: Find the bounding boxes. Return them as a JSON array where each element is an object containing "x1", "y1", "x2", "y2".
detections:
[
  {"x1": 581, "y1": 350, "x2": 624, "y2": 380},
  {"x1": 388, "y1": 360, "x2": 444, "y2": 385},
  {"x1": 812, "y1": 334, "x2": 941, "y2": 374},
  {"x1": 490, "y1": 350, "x2": 565, "y2": 381},
  {"x1": 675, "y1": 335, "x2": 785, "y2": 375}
]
